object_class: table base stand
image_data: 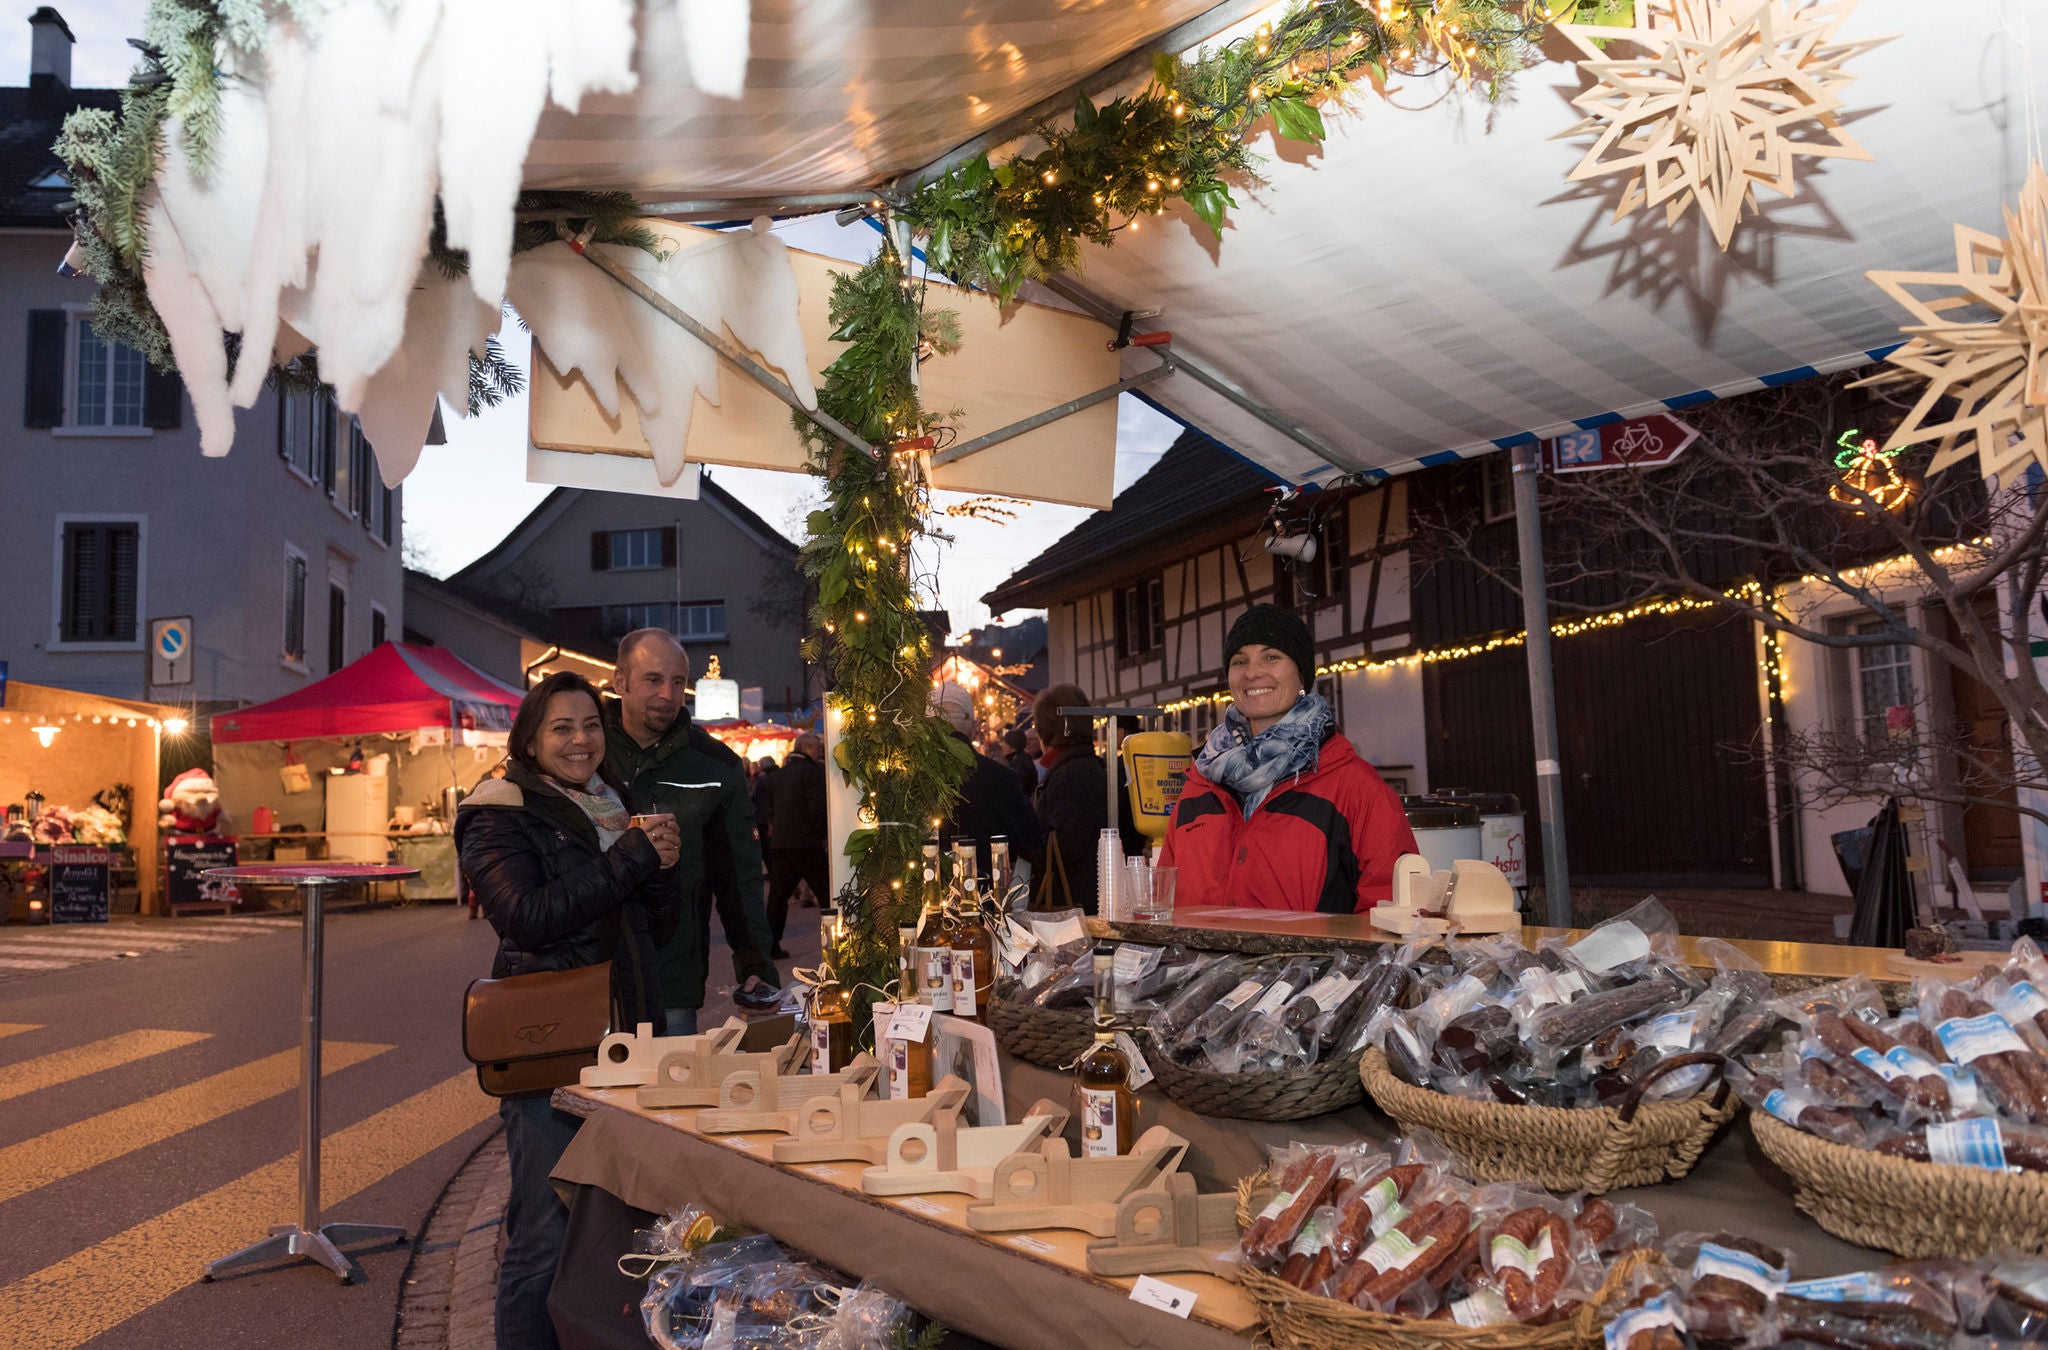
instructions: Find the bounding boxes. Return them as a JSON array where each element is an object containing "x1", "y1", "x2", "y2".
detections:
[
  {"x1": 197, "y1": 868, "x2": 417, "y2": 1284},
  {"x1": 207, "y1": 1221, "x2": 408, "y2": 1285}
]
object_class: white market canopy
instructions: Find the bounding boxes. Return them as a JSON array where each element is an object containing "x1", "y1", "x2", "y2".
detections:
[{"x1": 140, "y1": 0, "x2": 2047, "y2": 491}]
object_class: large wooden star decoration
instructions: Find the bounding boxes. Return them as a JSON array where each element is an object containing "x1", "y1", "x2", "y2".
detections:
[
  {"x1": 1854, "y1": 163, "x2": 2048, "y2": 483},
  {"x1": 1555, "y1": 0, "x2": 1890, "y2": 251}
]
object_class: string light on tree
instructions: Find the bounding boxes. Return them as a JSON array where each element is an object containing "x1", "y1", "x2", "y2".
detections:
[{"x1": 1830, "y1": 428, "x2": 1912, "y2": 513}]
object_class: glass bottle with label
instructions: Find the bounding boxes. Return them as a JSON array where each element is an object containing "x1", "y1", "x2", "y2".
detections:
[
  {"x1": 884, "y1": 999, "x2": 933, "y2": 1100},
  {"x1": 1076, "y1": 947, "x2": 1136, "y2": 1157},
  {"x1": 809, "y1": 908, "x2": 854, "y2": 1074},
  {"x1": 913, "y1": 838, "x2": 952, "y2": 1014},
  {"x1": 989, "y1": 835, "x2": 1011, "y2": 902},
  {"x1": 949, "y1": 875, "x2": 994, "y2": 1022},
  {"x1": 896, "y1": 922, "x2": 918, "y2": 1004}
]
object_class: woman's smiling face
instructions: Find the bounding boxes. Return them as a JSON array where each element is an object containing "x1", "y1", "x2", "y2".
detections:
[
  {"x1": 1228, "y1": 642, "x2": 1304, "y2": 734},
  {"x1": 532, "y1": 689, "x2": 605, "y2": 785}
]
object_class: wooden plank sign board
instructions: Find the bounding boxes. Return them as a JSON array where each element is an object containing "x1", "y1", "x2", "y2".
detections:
[
  {"x1": 50, "y1": 845, "x2": 111, "y2": 924},
  {"x1": 526, "y1": 221, "x2": 1121, "y2": 510}
]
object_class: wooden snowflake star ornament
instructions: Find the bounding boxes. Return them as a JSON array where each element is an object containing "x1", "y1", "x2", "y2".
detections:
[
  {"x1": 1556, "y1": 0, "x2": 1890, "y2": 251},
  {"x1": 1854, "y1": 163, "x2": 2048, "y2": 483}
]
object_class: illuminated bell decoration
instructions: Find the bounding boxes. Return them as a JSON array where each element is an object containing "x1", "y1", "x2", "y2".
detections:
[{"x1": 1831, "y1": 428, "x2": 1911, "y2": 513}]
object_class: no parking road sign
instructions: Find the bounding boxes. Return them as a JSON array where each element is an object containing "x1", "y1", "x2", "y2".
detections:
[{"x1": 150, "y1": 616, "x2": 193, "y2": 687}]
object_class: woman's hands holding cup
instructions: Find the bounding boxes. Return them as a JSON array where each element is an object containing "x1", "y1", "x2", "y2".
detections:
[{"x1": 630, "y1": 813, "x2": 681, "y2": 868}]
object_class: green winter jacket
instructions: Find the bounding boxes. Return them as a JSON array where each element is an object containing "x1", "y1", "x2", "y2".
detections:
[{"x1": 602, "y1": 701, "x2": 773, "y2": 1010}]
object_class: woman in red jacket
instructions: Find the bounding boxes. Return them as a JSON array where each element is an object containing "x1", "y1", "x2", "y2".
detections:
[{"x1": 1160, "y1": 604, "x2": 1418, "y2": 912}]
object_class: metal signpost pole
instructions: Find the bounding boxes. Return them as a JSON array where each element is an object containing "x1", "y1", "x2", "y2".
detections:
[{"x1": 1511, "y1": 443, "x2": 1572, "y2": 927}]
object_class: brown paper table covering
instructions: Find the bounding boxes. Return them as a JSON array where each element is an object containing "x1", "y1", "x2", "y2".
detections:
[{"x1": 548, "y1": 1084, "x2": 1256, "y2": 1350}]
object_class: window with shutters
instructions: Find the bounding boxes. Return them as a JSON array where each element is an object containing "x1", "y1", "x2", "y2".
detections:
[
  {"x1": 55, "y1": 519, "x2": 143, "y2": 646},
  {"x1": 282, "y1": 547, "x2": 309, "y2": 667},
  {"x1": 27, "y1": 310, "x2": 182, "y2": 433},
  {"x1": 601, "y1": 601, "x2": 726, "y2": 641},
  {"x1": 278, "y1": 387, "x2": 335, "y2": 486},
  {"x1": 327, "y1": 582, "x2": 348, "y2": 673},
  {"x1": 1272, "y1": 508, "x2": 1348, "y2": 614},
  {"x1": 1113, "y1": 576, "x2": 1164, "y2": 662},
  {"x1": 609, "y1": 528, "x2": 665, "y2": 570}
]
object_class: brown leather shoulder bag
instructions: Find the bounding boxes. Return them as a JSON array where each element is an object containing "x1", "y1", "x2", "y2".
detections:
[{"x1": 462, "y1": 961, "x2": 612, "y2": 1099}]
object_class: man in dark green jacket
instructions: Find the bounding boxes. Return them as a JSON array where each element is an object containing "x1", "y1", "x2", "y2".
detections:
[{"x1": 603, "y1": 629, "x2": 779, "y2": 1029}]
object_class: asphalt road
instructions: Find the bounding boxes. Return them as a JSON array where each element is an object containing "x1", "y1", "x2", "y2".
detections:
[{"x1": 0, "y1": 904, "x2": 503, "y2": 1350}]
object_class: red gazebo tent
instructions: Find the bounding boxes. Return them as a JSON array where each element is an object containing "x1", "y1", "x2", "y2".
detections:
[{"x1": 211, "y1": 643, "x2": 522, "y2": 744}]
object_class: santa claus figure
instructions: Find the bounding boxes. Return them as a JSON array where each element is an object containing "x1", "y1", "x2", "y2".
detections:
[{"x1": 159, "y1": 768, "x2": 230, "y2": 836}]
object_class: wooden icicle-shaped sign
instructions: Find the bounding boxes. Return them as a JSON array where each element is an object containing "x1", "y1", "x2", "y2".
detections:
[{"x1": 965, "y1": 1126, "x2": 1188, "y2": 1237}]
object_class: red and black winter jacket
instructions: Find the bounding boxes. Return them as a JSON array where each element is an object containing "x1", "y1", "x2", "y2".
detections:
[{"x1": 1158, "y1": 733, "x2": 1419, "y2": 912}]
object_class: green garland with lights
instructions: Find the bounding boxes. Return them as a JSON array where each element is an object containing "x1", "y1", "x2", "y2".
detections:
[{"x1": 803, "y1": 1, "x2": 1546, "y2": 1035}]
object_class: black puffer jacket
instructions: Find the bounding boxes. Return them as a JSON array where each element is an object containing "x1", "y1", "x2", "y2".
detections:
[{"x1": 456, "y1": 764, "x2": 681, "y2": 1031}]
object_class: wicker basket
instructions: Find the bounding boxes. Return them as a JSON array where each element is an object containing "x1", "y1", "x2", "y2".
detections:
[
  {"x1": 984, "y1": 993, "x2": 1095, "y2": 1069},
  {"x1": 1751, "y1": 1111, "x2": 2048, "y2": 1258},
  {"x1": 1145, "y1": 1041, "x2": 1366, "y2": 1122},
  {"x1": 1358, "y1": 1049, "x2": 1737, "y2": 1194},
  {"x1": 1232, "y1": 1171, "x2": 1661, "y2": 1350}
]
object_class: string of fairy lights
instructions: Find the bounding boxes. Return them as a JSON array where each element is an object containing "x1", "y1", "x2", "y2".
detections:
[{"x1": 1158, "y1": 538, "x2": 1998, "y2": 718}]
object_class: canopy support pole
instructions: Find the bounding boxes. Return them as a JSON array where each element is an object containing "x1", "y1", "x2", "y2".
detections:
[
  {"x1": 930, "y1": 361, "x2": 1176, "y2": 467},
  {"x1": 1511, "y1": 440, "x2": 1572, "y2": 927},
  {"x1": 1041, "y1": 277, "x2": 1369, "y2": 475},
  {"x1": 559, "y1": 226, "x2": 881, "y2": 461}
]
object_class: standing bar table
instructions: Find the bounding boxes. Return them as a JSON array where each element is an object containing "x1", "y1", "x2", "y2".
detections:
[{"x1": 199, "y1": 862, "x2": 418, "y2": 1284}]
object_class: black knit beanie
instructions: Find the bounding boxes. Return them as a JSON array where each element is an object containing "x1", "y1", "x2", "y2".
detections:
[{"x1": 1224, "y1": 604, "x2": 1315, "y2": 690}]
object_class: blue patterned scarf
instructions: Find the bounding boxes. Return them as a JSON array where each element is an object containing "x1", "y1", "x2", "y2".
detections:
[{"x1": 1195, "y1": 692, "x2": 1334, "y2": 817}]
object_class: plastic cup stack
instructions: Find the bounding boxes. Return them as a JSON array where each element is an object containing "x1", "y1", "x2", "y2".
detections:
[{"x1": 1097, "y1": 828, "x2": 1125, "y2": 920}]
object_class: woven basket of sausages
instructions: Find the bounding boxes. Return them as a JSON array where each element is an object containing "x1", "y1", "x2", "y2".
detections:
[
  {"x1": 1359, "y1": 1048, "x2": 1737, "y2": 1194},
  {"x1": 1146, "y1": 1043, "x2": 1367, "y2": 1122},
  {"x1": 983, "y1": 992, "x2": 1095, "y2": 1070},
  {"x1": 1232, "y1": 1160, "x2": 1662, "y2": 1350},
  {"x1": 1751, "y1": 1111, "x2": 2048, "y2": 1259}
]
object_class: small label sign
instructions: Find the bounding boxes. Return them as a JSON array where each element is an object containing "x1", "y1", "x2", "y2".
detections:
[
  {"x1": 1130, "y1": 1276, "x2": 1197, "y2": 1318},
  {"x1": 1006, "y1": 1234, "x2": 1056, "y2": 1254},
  {"x1": 806, "y1": 1165, "x2": 842, "y2": 1178},
  {"x1": 897, "y1": 1196, "x2": 947, "y2": 1216},
  {"x1": 885, "y1": 1004, "x2": 935, "y2": 1044}
]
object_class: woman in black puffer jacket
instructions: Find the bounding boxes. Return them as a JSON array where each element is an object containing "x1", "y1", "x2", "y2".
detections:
[{"x1": 457, "y1": 671, "x2": 681, "y2": 1350}]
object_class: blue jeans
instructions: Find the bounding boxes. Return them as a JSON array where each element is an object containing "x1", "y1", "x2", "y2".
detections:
[
  {"x1": 497, "y1": 1096, "x2": 581, "y2": 1350},
  {"x1": 662, "y1": 1007, "x2": 700, "y2": 1035}
]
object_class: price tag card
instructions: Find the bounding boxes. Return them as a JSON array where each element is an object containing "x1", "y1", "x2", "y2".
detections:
[
  {"x1": 896, "y1": 1196, "x2": 947, "y2": 1216},
  {"x1": 885, "y1": 1004, "x2": 934, "y2": 1044},
  {"x1": 806, "y1": 1165, "x2": 843, "y2": 1178},
  {"x1": 726, "y1": 1137, "x2": 758, "y2": 1151},
  {"x1": 1129, "y1": 1276, "x2": 1197, "y2": 1318},
  {"x1": 1035, "y1": 915, "x2": 1086, "y2": 949},
  {"x1": 1006, "y1": 1234, "x2": 1057, "y2": 1254}
]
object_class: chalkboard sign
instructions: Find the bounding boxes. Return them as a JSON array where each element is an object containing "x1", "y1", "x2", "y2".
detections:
[
  {"x1": 50, "y1": 845, "x2": 111, "y2": 924},
  {"x1": 165, "y1": 837, "x2": 240, "y2": 908}
]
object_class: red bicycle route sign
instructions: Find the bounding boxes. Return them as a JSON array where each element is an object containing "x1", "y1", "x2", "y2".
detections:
[{"x1": 1543, "y1": 413, "x2": 1699, "y2": 473}]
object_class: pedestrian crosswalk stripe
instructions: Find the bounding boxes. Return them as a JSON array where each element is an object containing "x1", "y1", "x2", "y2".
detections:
[
  {"x1": 0, "y1": 1070, "x2": 494, "y2": 1350},
  {"x1": 0, "y1": 1030, "x2": 213, "y2": 1104},
  {"x1": 6, "y1": 932, "x2": 191, "y2": 949},
  {"x1": 0, "y1": 1024, "x2": 40, "y2": 1040},
  {"x1": 0, "y1": 958, "x2": 75, "y2": 971},
  {"x1": 0, "y1": 944, "x2": 145, "y2": 960},
  {"x1": 0, "y1": 1041, "x2": 390, "y2": 1206}
]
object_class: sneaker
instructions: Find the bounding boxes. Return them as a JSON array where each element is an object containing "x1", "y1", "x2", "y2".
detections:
[{"x1": 733, "y1": 975, "x2": 782, "y2": 1011}]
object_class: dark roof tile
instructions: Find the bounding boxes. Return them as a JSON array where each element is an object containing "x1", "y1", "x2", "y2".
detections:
[{"x1": 0, "y1": 84, "x2": 122, "y2": 230}]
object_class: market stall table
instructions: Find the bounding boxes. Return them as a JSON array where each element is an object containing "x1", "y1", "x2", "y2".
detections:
[{"x1": 199, "y1": 863, "x2": 417, "y2": 1285}]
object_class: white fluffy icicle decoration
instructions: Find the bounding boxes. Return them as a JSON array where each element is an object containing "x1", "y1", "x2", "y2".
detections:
[
  {"x1": 679, "y1": 0, "x2": 752, "y2": 100},
  {"x1": 141, "y1": 0, "x2": 660, "y2": 478},
  {"x1": 506, "y1": 219, "x2": 815, "y2": 488}
]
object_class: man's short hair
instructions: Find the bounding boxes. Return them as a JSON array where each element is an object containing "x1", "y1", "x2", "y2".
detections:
[
  {"x1": 615, "y1": 627, "x2": 688, "y2": 678},
  {"x1": 794, "y1": 732, "x2": 825, "y2": 758}
]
